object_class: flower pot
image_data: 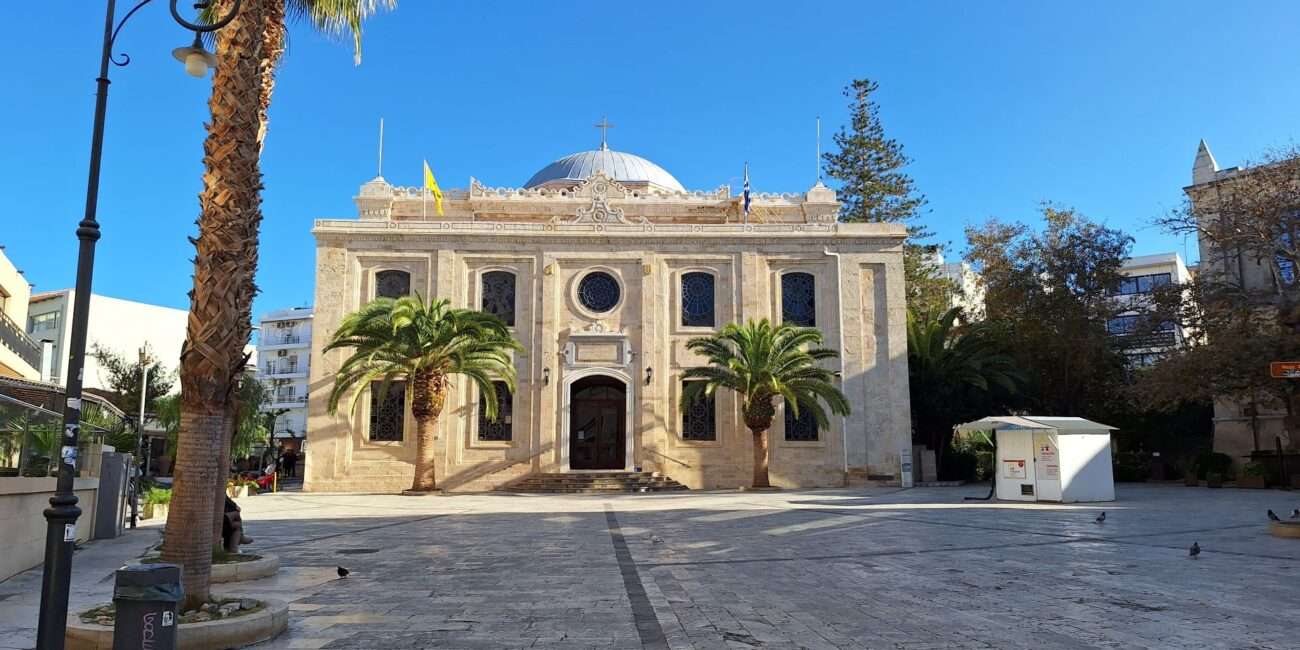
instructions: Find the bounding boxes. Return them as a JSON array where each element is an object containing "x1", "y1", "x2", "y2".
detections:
[
  {"x1": 142, "y1": 503, "x2": 155, "y2": 520},
  {"x1": 1206, "y1": 473, "x2": 1224, "y2": 488},
  {"x1": 1237, "y1": 475, "x2": 1268, "y2": 489},
  {"x1": 1184, "y1": 474, "x2": 1200, "y2": 487},
  {"x1": 154, "y1": 504, "x2": 168, "y2": 521},
  {"x1": 227, "y1": 485, "x2": 248, "y2": 499}
]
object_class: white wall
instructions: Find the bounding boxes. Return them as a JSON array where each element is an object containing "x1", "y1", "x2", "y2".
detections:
[
  {"x1": 84, "y1": 293, "x2": 189, "y2": 392},
  {"x1": 995, "y1": 430, "x2": 1038, "y2": 501},
  {"x1": 1060, "y1": 434, "x2": 1115, "y2": 503}
]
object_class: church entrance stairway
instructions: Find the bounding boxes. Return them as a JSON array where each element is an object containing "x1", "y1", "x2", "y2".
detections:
[{"x1": 501, "y1": 472, "x2": 688, "y2": 494}]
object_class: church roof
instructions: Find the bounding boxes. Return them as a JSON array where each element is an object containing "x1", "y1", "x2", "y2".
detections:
[{"x1": 524, "y1": 147, "x2": 685, "y2": 192}]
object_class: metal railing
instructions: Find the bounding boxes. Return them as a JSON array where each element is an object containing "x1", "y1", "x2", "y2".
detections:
[
  {"x1": 0, "y1": 309, "x2": 41, "y2": 370},
  {"x1": 268, "y1": 334, "x2": 301, "y2": 345},
  {"x1": 264, "y1": 363, "x2": 301, "y2": 376}
]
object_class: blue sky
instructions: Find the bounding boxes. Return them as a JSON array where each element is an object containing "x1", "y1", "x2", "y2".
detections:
[{"x1": 4, "y1": 1, "x2": 1298, "y2": 330}]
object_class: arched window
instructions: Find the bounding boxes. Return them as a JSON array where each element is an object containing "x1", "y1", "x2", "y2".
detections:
[
  {"x1": 477, "y1": 381, "x2": 513, "y2": 441},
  {"x1": 481, "y1": 271, "x2": 516, "y2": 327},
  {"x1": 375, "y1": 270, "x2": 410, "y2": 299},
  {"x1": 681, "y1": 272, "x2": 715, "y2": 327},
  {"x1": 781, "y1": 272, "x2": 816, "y2": 327},
  {"x1": 784, "y1": 403, "x2": 819, "y2": 441},
  {"x1": 680, "y1": 380, "x2": 716, "y2": 441},
  {"x1": 368, "y1": 381, "x2": 406, "y2": 441}
]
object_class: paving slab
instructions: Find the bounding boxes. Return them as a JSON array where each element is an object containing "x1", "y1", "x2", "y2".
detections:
[{"x1": 2, "y1": 485, "x2": 1299, "y2": 648}]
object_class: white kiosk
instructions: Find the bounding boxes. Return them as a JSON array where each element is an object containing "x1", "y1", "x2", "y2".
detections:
[{"x1": 956, "y1": 416, "x2": 1116, "y2": 503}]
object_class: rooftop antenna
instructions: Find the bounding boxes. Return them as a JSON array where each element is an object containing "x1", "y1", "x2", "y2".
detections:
[
  {"x1": 376, "y1": 117, "x2": 385, "y2": 177},
  {"x1": 595, "y1": 116, "x2": 614, "y2": 150},
  {"x1": 815, "y1": 116, "x2": 822, "y2": 184}
]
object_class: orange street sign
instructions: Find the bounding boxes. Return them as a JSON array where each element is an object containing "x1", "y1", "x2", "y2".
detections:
[{"x1": 1270, "y1": 361, "x2": 1300, "y2": 378}]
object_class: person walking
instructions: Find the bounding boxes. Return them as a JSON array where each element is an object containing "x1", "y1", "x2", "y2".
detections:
[{"x1": 283, "y1": 448, "x2": 298, "y2": 479}]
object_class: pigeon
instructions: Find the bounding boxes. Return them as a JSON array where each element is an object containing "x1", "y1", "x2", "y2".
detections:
[
  {"x1": 1268, "y1": 510, "x2": 1281, "y2": 522},
  {"x1": 650, "y1": 535, "x2": 664, "y2": 545},
  {"x1": 337, "y1": 566, "x2": 350, "y2": 578},
  {"x1": 1094, "y1": 511, "x2": 1106, "y2": 524},
  {"x1": 1290, "y1": 509, "x2": 1299, "y2": 519},
  {"x1": 1189, "y1": 542, "x2": 1200, "y2": 559}
]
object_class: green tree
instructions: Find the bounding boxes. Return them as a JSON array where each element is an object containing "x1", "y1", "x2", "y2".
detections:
[
  {"x1": 822, "y1": 78, "x2": 950, "y2": 314},
  {"x1": 965, "y1": 205, "x2": 1132, "y2": 416},
  {"x1": 681, "y1": 320, "x2": 851, "y2": 488},
  {"x1": 907, "y1": 308, "x2": 1024, "y2": 474},
  {"x1": 326, "y1": 296, "x2": 521, "y2": 492},
  {"x1": 87, "y1": 342, "x2": 175, "y2": 416},
  {"x1": 1147, "y1": 146, "x2": 1300, "y2": 450},
  {"x1": 165, "y1": 0, "x2": 395, "y2": 608},
  {"x1": 823, "y1": 78, "x2": 927, "y2": 229}
]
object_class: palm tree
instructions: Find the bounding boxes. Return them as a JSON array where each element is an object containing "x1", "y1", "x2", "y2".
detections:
[
  {"x1": 164, "y1": 0, "x2": 395, "y2": 609},
  {"x1": 907, "y1": 308, "x2": 1024, "y2": 475},
  {"x1": 681, "y1": 319, "x2": 850, "y2": 488},
  {"x1": 326, "y1": 296, "x2": 522, "y2": 492}
]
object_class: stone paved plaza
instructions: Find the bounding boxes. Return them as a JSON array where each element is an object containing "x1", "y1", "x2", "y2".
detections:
[{"x1": 2, "y1": 484, "x2": 1299, "y2": 649}]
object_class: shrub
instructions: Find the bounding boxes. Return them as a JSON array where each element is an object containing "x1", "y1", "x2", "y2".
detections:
[
  {"x1": 143, "y1": 487, "x2": 171, "y2": 505},
  {"x1": 1114, "y1": 451, "x2": 1150, "y2": 482},
  {"x1": 943, "y1": 433, "x2": 994, "y2": 481},
  {"x1": 1241, "y1": 462, "x2": 1268, "y2": 478},
  {"x1": 1193, "y1": 452, "x2": 1233, "y2": 480}
]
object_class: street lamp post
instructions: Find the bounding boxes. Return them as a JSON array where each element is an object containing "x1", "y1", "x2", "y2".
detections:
[
  {"x1": 35, "y1": 2, "x2": 240, "y2": 648},
  {"x1": 129, "y1": 346, "x2": 149, "y2": 529}
]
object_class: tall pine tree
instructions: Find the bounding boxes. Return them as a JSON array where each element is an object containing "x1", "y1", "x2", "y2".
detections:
[
  {"x1": 823, "y1": 79, "x2": 927, "y2": 230},
  {"x1": 824, "y1": 78, "x2": 954, "y2": 317}
]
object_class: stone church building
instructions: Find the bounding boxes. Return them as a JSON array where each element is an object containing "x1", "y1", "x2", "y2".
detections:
[{"x1": 304, "y1": 138, "x2": 912, "y2": 492}]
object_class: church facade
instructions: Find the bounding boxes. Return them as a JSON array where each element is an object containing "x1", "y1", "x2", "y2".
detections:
[{"x1": 304, "y1": 142, "x2": 912, "y2": 492}]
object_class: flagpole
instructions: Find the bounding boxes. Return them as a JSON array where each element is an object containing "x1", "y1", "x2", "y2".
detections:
[
  {"x1": 815, "y1": 116, "x2": 821, "y2": 183},
  {"x1": 377, "y1": 118, "x2": 384, "y2": 177}
]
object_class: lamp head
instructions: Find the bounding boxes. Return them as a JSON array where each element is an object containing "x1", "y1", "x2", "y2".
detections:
[{"x1": 172, "y1": 34, "x2": 216, "y2": 78}]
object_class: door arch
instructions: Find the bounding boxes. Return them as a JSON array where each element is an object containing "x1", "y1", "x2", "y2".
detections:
[{"x1": 560, "y1": 368, "x2": 634, "y2": 471}]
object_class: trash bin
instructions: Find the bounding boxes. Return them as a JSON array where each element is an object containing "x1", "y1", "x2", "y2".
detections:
[{"x1": 112, "y1": 563, "x2": 183, "y2": 650}]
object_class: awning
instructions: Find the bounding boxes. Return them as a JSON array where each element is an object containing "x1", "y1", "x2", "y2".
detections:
[{"x1": 955, "y1": 415, "x2": 1116, "y2": 434}]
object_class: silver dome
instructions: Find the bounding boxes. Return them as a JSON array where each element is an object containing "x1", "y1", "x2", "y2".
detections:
[{"x1": 524, "y1": 147, "x2": 685, "y2": 192}]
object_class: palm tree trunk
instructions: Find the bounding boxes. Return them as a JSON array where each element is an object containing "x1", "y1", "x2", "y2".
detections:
[
  {"x1": 744, "y1": 400, "x2": 776, "y2": 488},
  {"x1": 211, "y1": 413, "x2": 234, "y2": 544},
  {"x1": 408, "y1": 372, "x2": 446, "y2": 492},
  {"x1": 162, "y1": 407, "x2": 224, "y2": 611},
  {"x1": 258, "y1": 0, "x2": 286, "y2": 150},
  {"x1": 161, "y1": 0, "x2": 264, "y2": 610},
  {"x1": 751, "y1": 428, "x2": 772, "y2": 488}
]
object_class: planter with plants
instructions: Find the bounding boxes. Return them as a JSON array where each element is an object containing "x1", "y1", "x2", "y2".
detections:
[
  {"x1": 1236, "y1": 462, "x2": 1268, "y2": 489},
  {"x1": 141, "y1": 487, "x2": 171, "y2": 520},
  {"x1": 1205, "y1": 472, "x2": 1224, "y2": 488},
  {"x1": 1184, "y1": 470, "x2": 1200, "y2": 487},
  {"x1": 227, "y1": 478, "x2": 258, "y2": 499},
  {"x1": 67, "y1": 597, "x2": 288, "y2": 650},
  {"x1": 138, "y1": 547, "x2": 279, "y2": 583}
]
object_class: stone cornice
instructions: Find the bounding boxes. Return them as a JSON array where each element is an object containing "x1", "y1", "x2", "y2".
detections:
[{"x1": 312, "y1": 219, "x2": 906, "y2": 250}]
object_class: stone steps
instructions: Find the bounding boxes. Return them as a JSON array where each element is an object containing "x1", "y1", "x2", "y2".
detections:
[{"x1": 502, "y1": 472, "x2": 689, "y2": 494}]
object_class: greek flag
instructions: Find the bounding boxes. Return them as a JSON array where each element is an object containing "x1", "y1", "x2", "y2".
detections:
[{"x1": 742, "y1": 162, "x2": 751, "y2": 218}]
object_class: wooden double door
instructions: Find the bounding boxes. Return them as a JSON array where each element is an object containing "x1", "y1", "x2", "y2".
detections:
[{"x1": 569, "y1": 375, "x2": 627, "y2": 470}]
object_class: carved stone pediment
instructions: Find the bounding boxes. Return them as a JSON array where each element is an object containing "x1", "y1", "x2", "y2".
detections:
[{"x1": 553, "y1": 171, "x2": 648, "y2": 225}]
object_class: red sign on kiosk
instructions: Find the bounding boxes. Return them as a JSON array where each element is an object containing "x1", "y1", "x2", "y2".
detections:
[{"x1": 1270, "y1": 362, "x2": 1300, "y2": 378}]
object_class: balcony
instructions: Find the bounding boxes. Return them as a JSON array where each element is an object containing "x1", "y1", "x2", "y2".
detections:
[
  {"x1": 263, "y1": 363, "x2": 305, "y2": 377},
  {"x1": 0, "y1": 310, "x2": 40, "y2": 371},
  {"x1": 261, "y1": 333, "x2": 307, "y2": 349},
  {"x1": 269, "y1": 394, "x2": 308, "y2": 407},
  {"x1": 1112, "y1": 330, "x2": 1178, "y2": 350}
]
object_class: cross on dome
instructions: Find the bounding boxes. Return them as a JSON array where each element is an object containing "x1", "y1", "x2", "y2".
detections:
[{"x1": 594, "y1": 117, "x2": 614, "y2": 150}]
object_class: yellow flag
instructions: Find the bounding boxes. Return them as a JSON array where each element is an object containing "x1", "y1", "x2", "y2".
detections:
[{"x1": 423, "y1": 160, "x2": 444, "y2": 217}]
